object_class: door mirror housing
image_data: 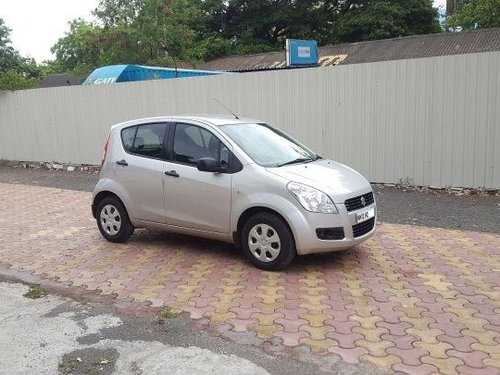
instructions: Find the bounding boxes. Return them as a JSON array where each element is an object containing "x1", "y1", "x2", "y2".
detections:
[{"x1": 196, "y1": 157, "x2": 222, "y2": 173}]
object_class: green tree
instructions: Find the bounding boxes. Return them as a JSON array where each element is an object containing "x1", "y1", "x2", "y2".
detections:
[
  {"x1": 0, "y1": 18, "x2": 22, "y2": 72},
  {"x1": 334, "y1": 0, "x2": 441, "y2": 43},
  {"x1": 0, "y1": 18, "x2": 41, "y2": 90},
  {"x1": 446, "y1": 0, "x2": 500, "y2": 29},
  {"x1": 51, "y1": 19, "x2": 104, "y2": 73},
  {"x1": 49, "y1": 0, "x2": 443, "y2": 73}
]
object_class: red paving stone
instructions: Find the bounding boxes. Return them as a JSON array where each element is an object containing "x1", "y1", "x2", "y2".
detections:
[{"x1": 0, "y1": 182, "x2": 499, "y2": 375}]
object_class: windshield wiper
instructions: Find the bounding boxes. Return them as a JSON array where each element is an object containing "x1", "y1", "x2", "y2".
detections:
[
  {"x1": 277, "y1": 154, "x2": 322, "y2": 167},
  {"x1": 277, "y1": 157, "x2": 313, "y2": 167},
  {"x1": 307, "y1": 154, "x2": 322, "y2": 162}
]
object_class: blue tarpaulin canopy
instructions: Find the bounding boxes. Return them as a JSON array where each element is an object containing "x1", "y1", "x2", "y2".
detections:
[{"x1": 83, "y1": 64, "x2": 225, "y2": 85}]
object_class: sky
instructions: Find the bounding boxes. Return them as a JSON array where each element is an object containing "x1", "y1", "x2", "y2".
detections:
[{"x1": 1, "y1": 0, "x2": 447, "y2": 63}]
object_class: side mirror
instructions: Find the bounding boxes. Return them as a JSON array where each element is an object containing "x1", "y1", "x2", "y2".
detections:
[{"x1": 196, "y1": 157, "x2": 222, "y2": 173}]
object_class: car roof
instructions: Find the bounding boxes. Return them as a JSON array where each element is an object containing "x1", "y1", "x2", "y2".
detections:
[{"x1": 113, "y1": 114, "x2": 261, "y2": 129}]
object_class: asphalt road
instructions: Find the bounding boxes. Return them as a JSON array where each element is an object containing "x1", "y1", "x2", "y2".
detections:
[
  {"x1": 0, "y1": 280, "x2": 340, "y2": 375},
  {"x1": 0, "y1": 165, "x2": 498, "y2": 234}
]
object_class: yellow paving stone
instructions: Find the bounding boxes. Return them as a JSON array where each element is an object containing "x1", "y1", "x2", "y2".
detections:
[
  {"x1": 462, "y1": 330, "x2": 500, "y2": 346},
  {"x1": 300, "y1": 294, "x2": 328, "y2": 305},
  {"x1": 300, "y1": 338, "x2": 338, "y2": 354},
  {"x1": 471, "y1": 343, "x2": 500, "y2": 354},
  {"x1": 352, "y1": 327, "x2": 389, "y2": 342},
  {"x1": 300, "y1": 287, "x2": 328, "y2": 296},
  {"x1": 356, "y1": 339, "x2": 394, "y2": 356},
  {"x1": 394, "y1": 305, "x2": 426, "y2": 319},
  {"x1": 259, "y1": 294, "x2": 285, "y2": 304},
  {"x1": 444, "y1": 306, "x2": 479, "y2": 317},
  {"x1": 345, "y1": 295, "x2": 373, "y2": 305},
  {"x1": 341, "y1": 280, "x2": 365, "y2": 289},
  {"x1": 208, "y1": 311, "x2": 236, "y2": 323},
  {"x1": 361, "y1": 354, "x2": 402, "y2": 368},
  {"x1": 399, "y1": 316, "x2": 435, "y2": 330},
  {"x1": 249, "y1": 324, "x2": 282, "y2": 339},
  {"x1": 251, "y1": 312, "x2": 284, "y2": 326},
  {"x1": 483, "y1": 354, "x2": 500, "y2": 368},
  {"x1": 420, "y1": 356, "x2": 464, "y2": 375},
  {"x1": 177, "y1": 284, "x2": 201, "y2": 294},
  {"x1": 298, "y1": 312, "x2": 329, "y2": 327},
  {"x1": 349, "y1": 315, "x2": 383, "y2": 329},
  {"x1": 299, "y1": 279, "x2": 326, "y2": 288},
  {"x1": 452, "y1": 316, "x2": 489, "y2": 332},
  {"x1": 414, "y1": 341, "x2": 454, "y2": 359},
  {"x1": 253, "y1": 302, "x2": 283, "y2": 314},
  {"x1": 299, "y1": 325, "x2": 334, "y2": 340},
  {"x1": 347, "y1": 288, "x2": 370, "y2": 297},
  {"x1": 346, "y1": 305, "x2": 377, "y2": 317},
  {"x1": 406, "y1": 328, "x2": 445, "y2": 344},
  {"x1": 175, "y1": 292, "x2": 199, "y2": 304}
]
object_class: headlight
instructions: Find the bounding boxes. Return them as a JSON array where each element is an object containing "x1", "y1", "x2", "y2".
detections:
[{"x1": 287, "y1": 182, "x2": 338, "y2": 214}]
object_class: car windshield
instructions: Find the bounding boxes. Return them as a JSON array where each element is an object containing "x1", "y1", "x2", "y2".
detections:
[{"x1": 219, "y1": 123, "x2": 318, "y2": 167}]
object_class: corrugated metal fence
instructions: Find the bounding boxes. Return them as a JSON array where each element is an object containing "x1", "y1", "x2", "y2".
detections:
[{"x1": 0, "y1": 51, "x2": 499, "y2": 188}]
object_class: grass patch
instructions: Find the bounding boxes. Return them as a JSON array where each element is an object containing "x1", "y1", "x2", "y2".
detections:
[
  {"x1": 23, "y1": 285, "x2": 48, "y2": 299},
  {"x1": 156, "y1": 308, "x2": 179, "y2": 323}
]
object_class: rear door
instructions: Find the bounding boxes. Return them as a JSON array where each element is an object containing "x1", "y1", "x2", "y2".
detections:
[
  {"x1": 162, "y1": 122, "x2": 233, "y2": 233},
  {"x1": 114, "y1": 122, "x2": 169, "y2": 223}
]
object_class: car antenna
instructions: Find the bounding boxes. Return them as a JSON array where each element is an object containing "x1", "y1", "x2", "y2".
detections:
[{"x1": 212, "y1": 97, "x2": 240, "y2": 119}]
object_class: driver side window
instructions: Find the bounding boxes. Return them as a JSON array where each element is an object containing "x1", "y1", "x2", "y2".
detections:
[{"x1": 173, "y1": 124, "x2": 229, "y2": 166}]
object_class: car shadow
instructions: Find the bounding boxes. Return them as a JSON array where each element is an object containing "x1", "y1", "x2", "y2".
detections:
[{"x1": 127, "y1": 228, "x2": 357, "y2": 274}]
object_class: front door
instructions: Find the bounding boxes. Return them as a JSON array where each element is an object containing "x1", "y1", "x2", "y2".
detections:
[{"x1": 163, "y1": 123, "x2": 232, "y2": 233}]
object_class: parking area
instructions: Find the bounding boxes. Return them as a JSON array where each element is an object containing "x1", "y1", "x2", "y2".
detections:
[{"x1": 0, "y1": 181, "x2": 499, "y2": 375}]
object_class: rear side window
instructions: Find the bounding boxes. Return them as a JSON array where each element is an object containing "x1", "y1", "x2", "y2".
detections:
[
  {"x1": 122, "y1": 127, "x2": 136, "y2": 152},
  {"x1": 121, "y1": 123, "x2": 167, "y2": 159}
]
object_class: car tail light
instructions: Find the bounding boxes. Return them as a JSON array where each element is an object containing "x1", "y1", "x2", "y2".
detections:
[{"x1": 101, "y1": 132, "x2": 110, "y2": 167}]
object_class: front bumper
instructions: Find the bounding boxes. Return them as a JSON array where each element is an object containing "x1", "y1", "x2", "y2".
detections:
[{"x1": 287, "y1": 203, "x2": 377, "y2": 256}]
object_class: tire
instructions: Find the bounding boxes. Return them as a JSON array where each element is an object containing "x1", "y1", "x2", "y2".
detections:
[
  {"x1": 96, "y1": 196, "x2": 134, "y2": 243},
  {"x1": 241, "y1": 212, "x2": 296, "y2": 270}
]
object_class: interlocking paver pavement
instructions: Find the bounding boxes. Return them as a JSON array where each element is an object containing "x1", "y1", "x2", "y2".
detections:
[{"x1": 0, "y1": 182, "x2": 499, "y2": 375}]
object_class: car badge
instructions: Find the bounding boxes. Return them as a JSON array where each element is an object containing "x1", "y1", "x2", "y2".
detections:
[{"x1": 360, "y1": 196, "x2": 366, "y2": 206}]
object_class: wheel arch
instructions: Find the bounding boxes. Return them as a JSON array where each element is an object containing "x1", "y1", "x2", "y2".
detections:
[
  {"x1": 92, "y1": 191, "x2": 124, "y2": 218},
  {"x1": 233, "y1": 206, "x2": 295, "y2": 246}
]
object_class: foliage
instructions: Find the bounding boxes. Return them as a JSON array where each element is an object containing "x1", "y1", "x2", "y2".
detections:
[
  {"x1": 6, "y1": 0, "x2": 443, "y2": 82},
  {"x1": 0, "y1": 18, "x2": 43, "y2": 91},
  {"x1": 0, "y1": 18, "x2": 23, "y2": 73},
  {"x1": 446, "y1": 0, "x2": 500, "y2": 29},
  {"x1": 335, "y1": 0, "x2": 441, "y2": 43},
  {"x1": 23, "y1": 285, "x2": 48, "y2": 299}
]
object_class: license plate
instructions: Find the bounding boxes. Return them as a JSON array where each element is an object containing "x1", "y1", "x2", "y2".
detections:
[{"x1": 356, "y1": 207, "x2": 375, "y2": 223}]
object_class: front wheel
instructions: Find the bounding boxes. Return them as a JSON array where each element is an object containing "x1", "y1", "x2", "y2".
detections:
[
  {"x1": 96, "y1": 196, "x2": 134, "y2": 243},
  {"x1": 241, "y1": 212, "x2": 296, "y2": 270}
]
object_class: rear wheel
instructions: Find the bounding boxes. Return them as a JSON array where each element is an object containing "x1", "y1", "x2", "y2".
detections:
[
  {"x1": 96, "y1": 196, "x2": 134, "y2": 243},
  {"x1": 241, "y1": 212, "x2": 296, "y2": 270}
]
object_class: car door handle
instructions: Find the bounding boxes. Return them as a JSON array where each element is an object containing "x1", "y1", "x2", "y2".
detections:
[
  {"x1": 116, "y1": 159, "x2": 128, "y2": 166},
  {"x1": 165, "y1": 170, "x2": 179, "y2": 177}
]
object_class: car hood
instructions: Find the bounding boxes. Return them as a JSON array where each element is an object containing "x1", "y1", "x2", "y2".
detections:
[{"x1": 266, "y1": 159, "x2": 372, "y2": 203}]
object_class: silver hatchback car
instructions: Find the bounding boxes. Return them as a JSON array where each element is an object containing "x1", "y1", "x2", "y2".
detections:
[{"x1": 92, "y1": 115, "x2": 376, "y2": 270}]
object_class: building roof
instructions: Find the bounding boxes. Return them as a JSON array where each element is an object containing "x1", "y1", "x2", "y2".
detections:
[
  {"x1": 197, "y1": 28, "x2": 500, "y2": 72},
  {"x1": 83, "y1": 64, "x2": 226, "y2": 85},
  {"x1": 39, "y1": 73, "x2": 86, "y2": 88}
]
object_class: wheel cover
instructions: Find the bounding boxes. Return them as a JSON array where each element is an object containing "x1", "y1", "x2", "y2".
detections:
[
  {"x1": 100, "y1": 204, "x2": 121, "y2": 236},
  {"x1": 248, "y1": 223, "x2": 281, "y2": 263}
]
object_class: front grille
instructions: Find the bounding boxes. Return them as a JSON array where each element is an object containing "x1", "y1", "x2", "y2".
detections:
[
  {"x1": 345, "y1": 192, "x2": 374, "y2": 212},
  {"x1": 316, "y1": 227, "x2": 345, "y2": 240},
  {"x1": 352, "y1": 217, "x2": 375, "y2": 238}
]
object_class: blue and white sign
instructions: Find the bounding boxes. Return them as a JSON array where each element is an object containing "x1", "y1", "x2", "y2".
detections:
[{"x1": 286, "y1": 39, "x2": 319, "y2": 67}]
